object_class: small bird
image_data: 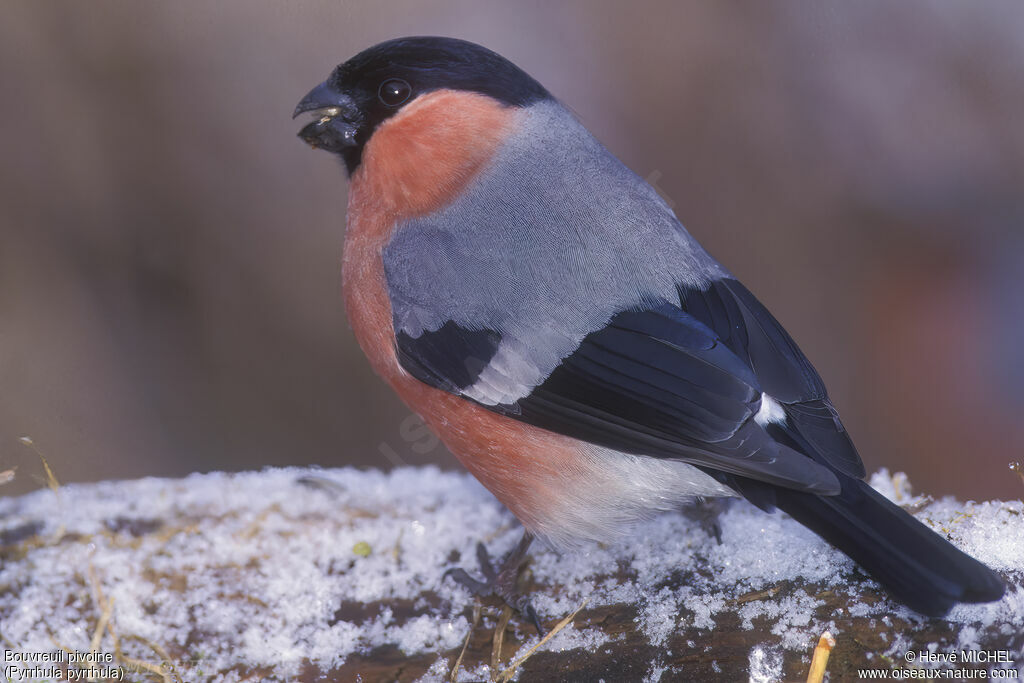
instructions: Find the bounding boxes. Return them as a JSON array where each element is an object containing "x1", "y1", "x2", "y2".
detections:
[{"x1": 294, "y1": 36, "x2": 1004, "y2": 625}]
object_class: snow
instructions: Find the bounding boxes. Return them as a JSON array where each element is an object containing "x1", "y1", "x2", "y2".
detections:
[
  {"x1": 0, "y1": 466, "x2": 1021, "y2": 681},
  {"x1": 748, "y1": 645, "x2": 784, "y2": 683}
]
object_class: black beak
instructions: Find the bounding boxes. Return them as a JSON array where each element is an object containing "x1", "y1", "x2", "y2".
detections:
[
  {"x1": 293, "y1": 81, "x2": 360, "y2": 153},
  {"x1": 293, "y1": 82, "x2": 347, "y2": 118}
]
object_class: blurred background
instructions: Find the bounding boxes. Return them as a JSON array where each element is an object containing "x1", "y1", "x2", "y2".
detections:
[{"x1": 2, "y1": 1, "x2": 1022, "y2": 501}]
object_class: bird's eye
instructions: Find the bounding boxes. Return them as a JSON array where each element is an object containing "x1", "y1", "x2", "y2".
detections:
[{"x1": 378, "y1": 78, "x2": 412, "y2": 107}]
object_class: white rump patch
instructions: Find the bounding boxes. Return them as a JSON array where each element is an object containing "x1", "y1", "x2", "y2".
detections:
[
  {"x1": 754, "y1": 393, "x2": 786, "y2": 427},
  {"x1": 536, "y1": 446, "x2": 737, "y2": 549}
]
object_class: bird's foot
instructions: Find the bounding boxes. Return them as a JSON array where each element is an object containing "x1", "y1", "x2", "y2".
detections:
[
  {"x1": 444, "y1": 531, "x2": 544, "y2": 635},
  {"x1": 684, "y1": 497, "x2": 733, "y2": 544}
]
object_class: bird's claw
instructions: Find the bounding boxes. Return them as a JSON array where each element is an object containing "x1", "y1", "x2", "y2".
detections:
[
  {"x1": 684, "y1": 497, "x2": 731, "y2": 545},
  {"x1": 444, "y1": 532, "x2": 544, "y2": 635}
]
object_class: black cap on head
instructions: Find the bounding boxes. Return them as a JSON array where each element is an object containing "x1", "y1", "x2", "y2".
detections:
[{"x1": 294, "y1": 37, "x2": 551, "y2": 173}]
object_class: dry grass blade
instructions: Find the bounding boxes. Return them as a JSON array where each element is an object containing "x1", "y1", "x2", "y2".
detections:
[
  {"x1": 120, "y1": 653, "x2": 175, "y2": 683},
  {"x1": 1011, "y1": 462, "x2": 1024, "y2": 487},
  {"x1": 121, "y1": 634, "x2": 179, "y2": 683},
  {"x1": 19, "y1": 437, "x2": 60, "y2": 494},
  {"x1": 39, "y1": 455, "x2": 60, "y2": 494},
  {"x1": 86, "y1": 563, "x2": 111, "y2": 654},
  {"x1": 449, "y1": 599, "x2": 482, "y2": 682},
  {"x1": 19, "y1": 438, "x2": 68, "y2": 541},
  {"x1": 0, "y1": 466, "x2": 16, "y2": 486},
  {"x1": 732, "y1": 585, "x2": 781, "y2": 605},
  {"x1": 497, "y1": 598, "x2": 589, "y2": 683},
  {"x1": 83, "y1": 562, "x2": 178, "y2": 683},
  {"x1": 48, "y1": 634, "x2": 77, "y2": 661},
  {"x1": 490, "y1": 605, "x2": 513, "y2": 680},
  {"x1": 806, "y1": 630, "x2": 836, "y2": 683},
  {"x1": 393, "y1": 528, "x2": 404, "y2": 564},
  {"x1": 239, "y1": 503, "x2": 282, "y2": 539},
  {"x1": 90, "y1": 596, "x2": 114, "y2": 659}
]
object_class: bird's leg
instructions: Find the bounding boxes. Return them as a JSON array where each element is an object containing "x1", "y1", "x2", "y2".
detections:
[
  {"x1": 683, "y1": 496, "x2": 733, "y2": 544},
  {"x1": 444, "y1": 531, "x2": 544, "y2": 634}
]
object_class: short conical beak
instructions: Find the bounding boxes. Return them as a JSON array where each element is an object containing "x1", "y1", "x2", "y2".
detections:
[
  {"x1": 293, "y1": 82, "x2": 346, "y2": 119},
  {"x1": 293, "y1": 81, "x2": 360, "y2": 153}
]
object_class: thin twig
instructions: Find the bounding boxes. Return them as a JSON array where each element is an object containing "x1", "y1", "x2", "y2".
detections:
[
  {"x1": 806, "y1": 630, "x2": 836, "y2": 683},
  {"x1": 19, "y1": 436, "x2": 60, "y2": 494},
  {"x1": 449, "y1": 599, "x2": 482, "y2": 682},
  {"x1": 490, "y1": 606, "x2": 513, "y2": 680},
  {"x1": 121, "y1": 634, "x2": 179, "y2": 683},
  {"x1": 86, "y1": 565, "x2": 111, "y2": 656},
  {"x1": 731, "y1": 585, "x2": 781, "y2": 605},
  {"x1": 0, "y1": 466, "x2": 16, "y2": 486},
  {"x1": 497, "y1": 598, "x2": 589, "y2": 682}
]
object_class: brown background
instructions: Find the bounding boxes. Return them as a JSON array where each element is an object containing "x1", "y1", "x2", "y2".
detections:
[{"x1": 2, "y1": 1, "x2": 1022, "y2": 501}]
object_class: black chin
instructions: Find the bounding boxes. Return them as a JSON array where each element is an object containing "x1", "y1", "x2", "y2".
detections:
[{"x1": 297, "y1": 117, "x2": 357, "y2": 155}]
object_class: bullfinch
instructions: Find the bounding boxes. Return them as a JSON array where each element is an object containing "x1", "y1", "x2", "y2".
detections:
[{"x1": 293, "y1": 36, "x2": 1004, "y2": 626}]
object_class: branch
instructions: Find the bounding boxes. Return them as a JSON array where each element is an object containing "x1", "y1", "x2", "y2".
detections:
[{"x1": 0, "y1": 467, "x2": 1020, "y2": 681}]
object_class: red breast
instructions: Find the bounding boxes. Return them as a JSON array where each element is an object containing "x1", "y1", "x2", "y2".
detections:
[{"x1": 340, "y1": 89, "x2": 587, "y2": 534}]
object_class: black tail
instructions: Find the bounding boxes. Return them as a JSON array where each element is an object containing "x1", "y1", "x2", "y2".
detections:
[{"x1": 773, "y1": 474, "x2": 1005, "y2": 616}]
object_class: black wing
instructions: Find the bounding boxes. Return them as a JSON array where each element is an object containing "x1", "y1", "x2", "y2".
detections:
[
  {"x1": 679, "y1": 278, "x2": 864, "y2": 479},
  {"x1": 396, "y1": 277, "x2": 866, "y2": 494},
  {"x1": 394, "y1": 277, "x2": 1003, "y2": 617}
]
